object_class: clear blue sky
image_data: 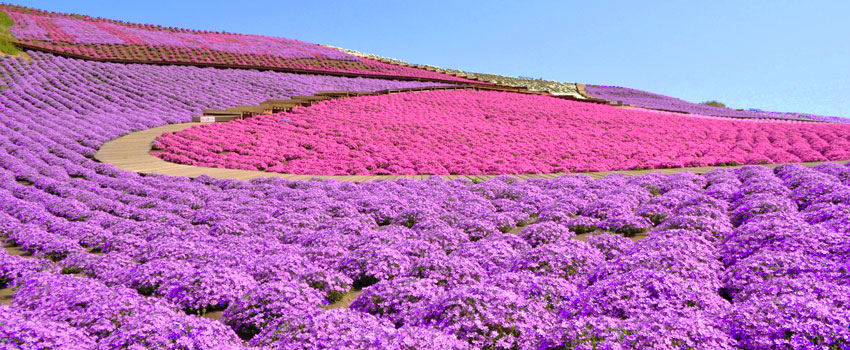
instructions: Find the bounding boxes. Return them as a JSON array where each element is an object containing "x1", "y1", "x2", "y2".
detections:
[{"x1": 10, "y1": 0, "x2": 850, "y2": 117}]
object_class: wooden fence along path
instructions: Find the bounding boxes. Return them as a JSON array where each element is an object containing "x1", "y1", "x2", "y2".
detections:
[
  {"x1": 191, "y1": 84, "x2": 603, "y2": 123},
  {"x1": 96, "y1": 121, "x2": 849, "y2": 183}
]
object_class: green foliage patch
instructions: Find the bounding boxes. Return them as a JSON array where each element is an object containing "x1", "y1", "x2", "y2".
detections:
[
  {"x1": 0, "y1": 10, "x2": 21, "y2": 55},
  {"x1": 701, "y1": 100, "x2": 726, "y2": 108}
]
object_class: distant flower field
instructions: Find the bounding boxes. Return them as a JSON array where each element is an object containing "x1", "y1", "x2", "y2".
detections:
[
  {"x1": 154, "y1": 89, "x2": 850, "y2": 175},
  {"x1": 0, "y1": 4, "x2": 477, "y2": 83},
  {"x1": 586, "y1": 84, "x2": 849, "y2": 123}
]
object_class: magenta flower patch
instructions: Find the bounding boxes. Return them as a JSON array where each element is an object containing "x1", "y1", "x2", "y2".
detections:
[{"x1": 156, "y1": 90, "x2": 850, "y2": 175}]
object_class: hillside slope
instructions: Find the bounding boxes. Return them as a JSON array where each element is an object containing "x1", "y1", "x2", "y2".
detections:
[{"x1": 0, "y1": 4, "x2": 477, "y2": 83}]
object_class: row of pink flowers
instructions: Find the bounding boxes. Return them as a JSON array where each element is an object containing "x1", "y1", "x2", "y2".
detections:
[
  {"x1": 1, "y1": 5, "x2": 478, "y2": 83},
  {"x1": 154, "y1": 90, "x2": 850, "y2": 175}
]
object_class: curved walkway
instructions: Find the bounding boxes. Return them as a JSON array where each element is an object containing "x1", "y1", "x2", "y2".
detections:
[{"x1": 95, "y1": 122, "x2": 850, "y2": 182}]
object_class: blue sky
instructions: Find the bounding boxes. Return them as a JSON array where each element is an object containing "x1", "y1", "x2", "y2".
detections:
[{"x1": 11, "y1": 0, "x2": 850, "y2": 117}]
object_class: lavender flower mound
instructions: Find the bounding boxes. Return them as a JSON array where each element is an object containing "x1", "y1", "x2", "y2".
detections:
[
  {"x1": 599, "y1": 215, "x2": 653, "y2": 236},
  {"x1": 0, "y1": 248, "x2": 53, "y2": 288},
  {"x1": 0, "y1": 50, "x2": 849, "y2": 349},
  {"x1": 602, "y1": 237, "x2": 724, "y2": 290},
  {"x1": 10, "y1": 273, "x2": 243, "y2": 348},
  {"x1": 222, "y1": 280, "x2": 325, "y2": 339},
  {"x1": 250, "y1": 308, "x2": 465, "y2": 350},
  {"x1": 0, "y1": 304, "x2": 97, "y2": 350},
  {"x1": 584, "y1": 232, "x2": 634, "y2": 260},
  {"x1": 488, "y1": 272, "x2": 579, "y2": 312},
  {"x1": 511, "y1": 240, "x2": 604, "y2": 284},
  {"x1": 724, "y1": 293, "x2": 850, "y2": 350},
  {"x1": 540, "y1": 313, "x2": 736, "y2": 350},
  {"x1": 388, "y1": 326, "x2": 473, "y2": 350},
  {"x1": 261, "y1": 314, "x2": 470, "y2": 350},
  {"x1": 450, "y1": 234, "x2": 527, "y2": 274},
  {"x1": 349, "y1": 277, "x2": 444, "y2": 326},
  {"x1": 518, "y1": 221, "x2": 574, "y2": 247},
  {"x1": 571, "y1": 268, "x2": 730, "y2": 319},
  {"x1": 407, "y1": 252, "x2": 487, "y2": 288},
  {"x1": 718, "y1": 165, "x2": 850, "y2": 349},
  {"x1": 410, "y1": 284, "x2": 553, "y2": 349},
  {"x1": 338, "y1": 242, "x2": 412, "y2": 288},
  {"x1": 153, "y1": 263, "x2": 257, "y2": 313}
]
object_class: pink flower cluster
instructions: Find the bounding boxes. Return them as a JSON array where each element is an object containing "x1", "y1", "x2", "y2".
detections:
[
  {"x1": 154, "y1": 90, "x2": 850, "y2": 175},
  {"x1": 1, "y1": 5, "x2": 478, "y2": 83}
]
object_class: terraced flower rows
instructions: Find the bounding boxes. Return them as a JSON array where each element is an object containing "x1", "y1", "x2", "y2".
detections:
[
  {"x1": 586, "y1": 84, "x2": 849, "y2": 123},
  {"x1": 0, "y1": 4, "x2": 477, "y2": 83},
  {"x1": 154, "y1": 89, "x2": 850, "y2": 175},
  {"x1": 0, "y1": 50, "x2": 448, "y2": 130}
]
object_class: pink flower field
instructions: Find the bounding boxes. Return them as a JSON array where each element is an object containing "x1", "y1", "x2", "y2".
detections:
[{"x1": 153, "y1": 90, "x2": 850, "y2": 175}]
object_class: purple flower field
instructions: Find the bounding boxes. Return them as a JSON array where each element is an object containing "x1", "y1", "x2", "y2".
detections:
[
  {"x1": 585, "y1": 84, "x2": 850, "y2": 123},
  {"x1": 0, "y1": 50, "x2": 849, "y2": 349}
]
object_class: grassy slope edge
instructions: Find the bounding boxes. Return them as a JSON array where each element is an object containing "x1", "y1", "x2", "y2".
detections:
[{"x1": 0, "y1": 10, "x2": 21, "y2": 55}]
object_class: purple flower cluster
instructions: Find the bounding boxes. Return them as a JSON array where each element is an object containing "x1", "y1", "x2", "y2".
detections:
[
  {"x1": 11, "y1": 272, "x2": 243, "y2": 348},
  {"x1": 0, "y1": 49, "x2": 848, "y2": 349},
  {"x1": 222, "y1": 280, "x2": 326, "y2": 338},
  {"x1": 0, "y1": 304, "x2": 97, "y2": 350},
  {"x1": 251, "y1": 308, "x2": 471, "y2": 350},
  {"x1": 0, "y1": 245, "x2": 53, "y2": 288},
  {"x1": 538, "y1": 169, "x2": 741, "y2": 349},
  {"x1": 719, "y1": 164, "x2": 850, "y2": 349},
  {"x1": 517, "y1": 221, "x2": 574, "y2": 247}
]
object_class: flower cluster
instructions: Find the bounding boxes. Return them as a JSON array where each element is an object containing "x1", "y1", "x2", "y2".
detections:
[
  {"x1": 251, "y1": 308, "x2": 471, "y2": 349},
  {"x1": 539, "y1": 170, "x2": 741, "y2": 349},
  {"x1": 222, "y1": 280, "x2": 326, "y2": 338},
  {"x1": 0, "y1": 304, "x2": 97, "y2": 350},
  {"x1": 719, "y1": 165, "x2": 850, "y2": 349},
  {"x1": 155, "y1": 89, "x2": 850, "y2": 175},
  {"x1": 11, "y1": 272, "x2": 244, "y2": 348}
]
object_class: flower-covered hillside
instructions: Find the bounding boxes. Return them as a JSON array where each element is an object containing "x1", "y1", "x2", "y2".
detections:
[
  {"x1": 586, "y1": 84, "x2": 849, "y2": 123},
  {"x1": 0, "y1": 4, "x2": 478, "y2": 83},
  {"x1": 0, "y1": 51, "x2": 448, "y2": 137},
  {"x1": 336, "y1": 46, "x2": 585, "y2": 98},
  {"x1": 0, "y1": 6, "x2": 848, "y2": 350},
  {"x1": 154, "y1": 89, "x2": 850, "y2": 175}
]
